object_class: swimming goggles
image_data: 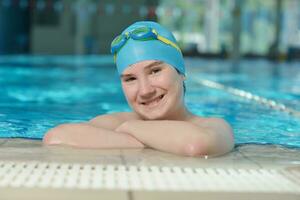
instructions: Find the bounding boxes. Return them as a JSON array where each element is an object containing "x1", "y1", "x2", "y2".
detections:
[{"x1": 111, "y1": 26, "x2": 181, "y2": 62}]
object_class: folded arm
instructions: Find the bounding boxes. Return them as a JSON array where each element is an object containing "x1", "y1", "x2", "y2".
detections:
[
  {"x1": 43, "y1": 113, "x2": 145, "y2": 148},
  {"x1": 115, "y1": 119, "x2": 234, "y2": 157},
  {"x1": 43, "y1": 113, "x2": 234, "y2": 157}
]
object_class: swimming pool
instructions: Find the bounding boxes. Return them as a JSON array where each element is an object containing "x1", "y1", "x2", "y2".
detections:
[{"x1": 0, "y1": 56, "x2": 299, "y2": 148}]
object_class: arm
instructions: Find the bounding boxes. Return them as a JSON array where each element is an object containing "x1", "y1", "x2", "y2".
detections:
[
  {"x1": 43, "y1": 113, "x2": 145, "y2": 148},
  {"x1": 115, "y1": 119, "x2": 234, "y2": 157},
  {"x1": 43, "y1": 123, "x2": 145, "y2": 148},
  {"x1": 87, "y1": 112, "x2": 130, "y2": 130}
]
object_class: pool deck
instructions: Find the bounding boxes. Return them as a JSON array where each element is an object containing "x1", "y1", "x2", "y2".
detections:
[{"x1": 0, "y1": 139, "x2": 299, "y2": 200}]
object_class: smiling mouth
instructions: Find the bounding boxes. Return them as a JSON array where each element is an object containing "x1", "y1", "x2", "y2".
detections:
[{"x1": 141, "y1": 94, "x2": 165, "y2": 106}]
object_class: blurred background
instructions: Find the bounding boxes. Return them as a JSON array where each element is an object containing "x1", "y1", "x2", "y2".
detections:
[{"x1": 0, "y1": 0, "x2": 299, "y2": 61}]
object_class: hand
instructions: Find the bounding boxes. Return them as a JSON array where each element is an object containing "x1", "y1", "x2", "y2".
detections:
[{"x1": 43, "y1": 127, "x2": 64, "y2": 145}]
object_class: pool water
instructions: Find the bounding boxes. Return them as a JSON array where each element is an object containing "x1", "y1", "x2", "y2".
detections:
[{"x1": 0, "y1": 56, "x2": 299, "y2": 148}]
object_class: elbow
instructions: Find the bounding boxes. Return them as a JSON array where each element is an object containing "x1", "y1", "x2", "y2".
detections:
[
  {"x1": 182, "y1": 137, "x2": 235, "y2": 157},
  {"x1": 182, "y1": 139, "x2": 208, "y2": 157},
  {"x1": 43, "y1": 124, "x2": 69, "y2": 145}
]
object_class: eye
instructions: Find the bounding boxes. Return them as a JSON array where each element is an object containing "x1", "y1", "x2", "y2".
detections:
[
  {"x1": 150, "y1": 67, "x2": 161, "y2": 74},
  {"x1": 124, "y1": 77, "x2": 136, "y2": 82}
]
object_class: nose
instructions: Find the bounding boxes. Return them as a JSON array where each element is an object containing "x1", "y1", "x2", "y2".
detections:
[{"x1": 138, "y1": 78, "x2": 155, "y2": 98}]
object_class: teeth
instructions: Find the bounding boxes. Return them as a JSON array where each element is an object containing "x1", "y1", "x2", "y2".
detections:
[{"x1": 143, "y1": 95, "x2": 164, "y2": 106}]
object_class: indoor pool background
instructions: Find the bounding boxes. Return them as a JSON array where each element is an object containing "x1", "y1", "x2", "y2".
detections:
[{"x1": 0, "y1": 56, "x2": 299, "y2": 148}]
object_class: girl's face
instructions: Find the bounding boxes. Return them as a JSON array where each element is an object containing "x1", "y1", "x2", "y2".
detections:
[{"x1": 120, "y1": 60, "x2": 186, "y2": 120}]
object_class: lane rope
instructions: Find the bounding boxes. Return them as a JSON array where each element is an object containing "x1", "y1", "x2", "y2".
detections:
[{"x1": 192, "y1": 77, "x2": 300, "y2": 119}]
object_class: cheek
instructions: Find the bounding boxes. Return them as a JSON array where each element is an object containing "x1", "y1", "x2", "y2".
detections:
[
  {"x1": 166, "y1": 77, "x2": 183, "y2": 98},
  {"x1": 122, "y1": 84, "x2": 137, "y2": 102},
  {"x1": 158, "y1": 75, "x2": 181, "y2": 91},
  {"x1": 155, "y1": 75, "x2": 174, "y2": 88}
]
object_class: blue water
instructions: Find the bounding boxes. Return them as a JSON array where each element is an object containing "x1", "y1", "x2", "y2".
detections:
[{"x1": 0, "y1": 56, "x2": 299, "y2": 148}]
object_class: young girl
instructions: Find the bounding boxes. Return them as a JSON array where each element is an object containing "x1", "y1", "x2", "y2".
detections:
[{"x1": 43, "y1": 21, "x2": 234, "y2": 157}]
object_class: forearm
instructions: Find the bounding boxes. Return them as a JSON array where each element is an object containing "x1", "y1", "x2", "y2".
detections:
[
  {"x1": 43, "y1": 123, "x2": 145, "y2": 149},
  {"x1": 116, "y1": 120, "x2": 210, "y2": 156}
]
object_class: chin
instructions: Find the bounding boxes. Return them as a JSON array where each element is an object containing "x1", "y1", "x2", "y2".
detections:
[{"x1": 137, "y1": 110, "x2": 168, "y2": 120}]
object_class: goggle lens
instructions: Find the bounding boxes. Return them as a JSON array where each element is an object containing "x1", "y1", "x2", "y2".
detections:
[{"x1": 131, "y1": 27, "x2": 151, "y2": 37}]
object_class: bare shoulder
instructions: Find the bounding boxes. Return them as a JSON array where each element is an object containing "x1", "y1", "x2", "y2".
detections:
[
  {"x1": 188, "y1": 116, "x2": 233, "y2": 133},
  {"x1": 88, "y1": 112, "x2": 141, "y2": 130}
]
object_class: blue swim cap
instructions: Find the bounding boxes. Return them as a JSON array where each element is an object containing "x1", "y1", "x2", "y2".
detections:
[{"x1": 111, "y1": 21, "x2": 185, "y2": 75}]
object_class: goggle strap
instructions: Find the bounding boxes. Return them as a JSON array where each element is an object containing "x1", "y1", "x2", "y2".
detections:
[{"x1": 157, "y1": 35, "x2": 181, "y2": 52}]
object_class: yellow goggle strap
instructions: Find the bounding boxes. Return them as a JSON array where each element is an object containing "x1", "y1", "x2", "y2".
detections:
[{"x1": 152, "y1": 29, "x2": 181, "y2": 52}]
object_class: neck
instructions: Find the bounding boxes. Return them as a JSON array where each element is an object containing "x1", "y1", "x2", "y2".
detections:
[{"x1": 165, "y1": 104, "x2": 193, "y2": 121}]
